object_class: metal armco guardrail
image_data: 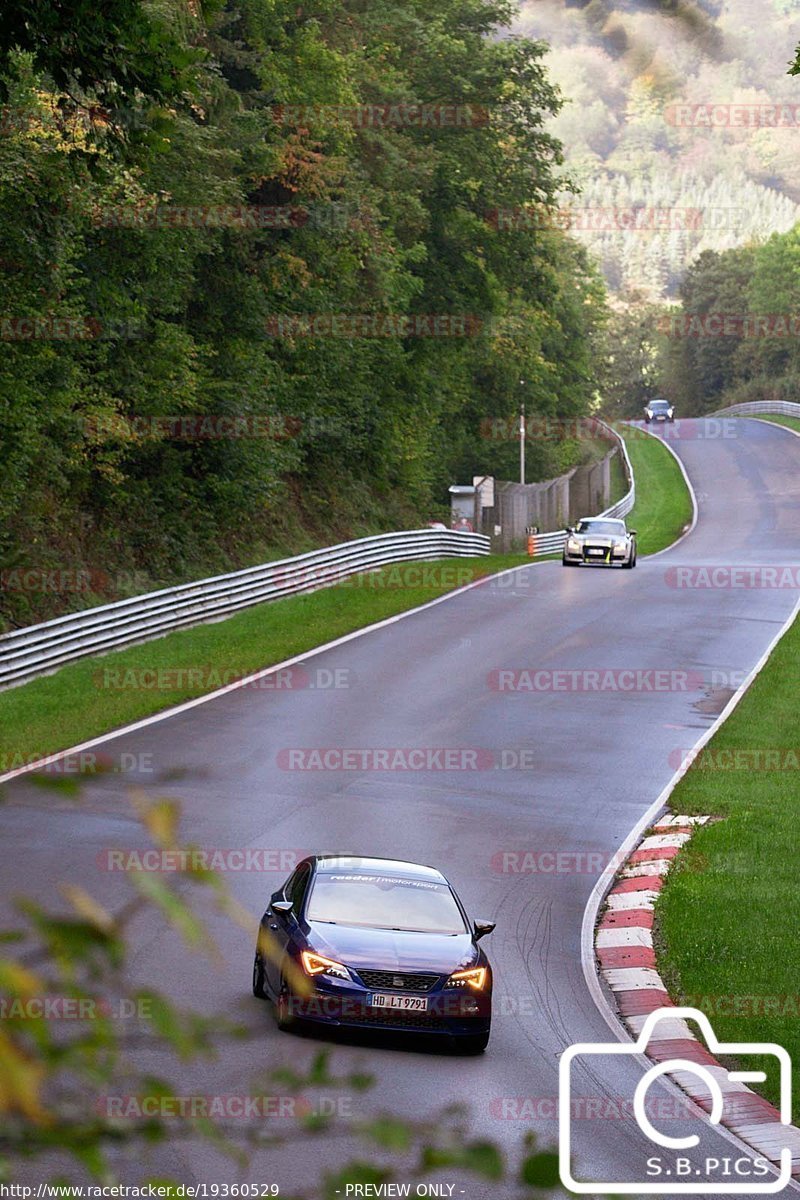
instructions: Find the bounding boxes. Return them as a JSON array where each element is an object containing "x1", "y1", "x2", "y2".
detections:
[
  {"x1": 527, "y1": 420, "x2": 636, "y2": 557},
  {"x1": 711, "y1": 400, "x2": 800, "y2": 419},
  {"x1": 0, "y1": 529, "x2": 489, "y2": 690}
]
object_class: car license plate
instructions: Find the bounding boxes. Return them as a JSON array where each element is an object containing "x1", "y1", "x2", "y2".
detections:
[
  {"x1": 368, "y1": 993, "x2": 428, "y2": 1011},
  {"x1": 587, "y1": 548, "x2": 605, "y2": 556}
]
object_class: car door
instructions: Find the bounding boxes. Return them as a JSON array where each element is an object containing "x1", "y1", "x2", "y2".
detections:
[{"x1": 264, "y1": 862, "x2": 312, "y2": 994}]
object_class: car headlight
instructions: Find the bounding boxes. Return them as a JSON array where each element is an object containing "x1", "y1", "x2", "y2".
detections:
[
  {"x1": 645, "y1": 410, "x2": 652, "y2": 418},
  {"x1": 667, "y1": 408, "x2": 674, "y2": 417},
  {"x1": 446, "y1": 966, "x2": 487, "y2": 990},
  {"x1": 614, "y1": 539, "x2": 628, "y2": 551},
  {"x1": 567, "y1": 537, "x2": 580, "y2": 552},
  {"x1": 300, "y1": 951, "x2": 351, "y2": 981}
]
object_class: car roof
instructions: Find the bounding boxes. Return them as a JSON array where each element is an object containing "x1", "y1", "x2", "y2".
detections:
[
  {"x1": 313, "y1": 855, "x2": 446, "y2": 882},
  {"x1": 578, "y1": 516, "x2": 624, "y2": 525},
  {"x1": 650, "y1": 398, "x2": 669, "y2": 405}
]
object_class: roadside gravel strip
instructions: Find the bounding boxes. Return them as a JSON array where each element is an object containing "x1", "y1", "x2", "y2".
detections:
[{"x1": 595, "y1": 813, "x2": 800, "y2": 1180}]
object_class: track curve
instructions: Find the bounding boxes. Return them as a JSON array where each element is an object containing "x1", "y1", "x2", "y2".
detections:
[{"x1": 2, "y1": 418, "x2": 799, "y2": 1196}]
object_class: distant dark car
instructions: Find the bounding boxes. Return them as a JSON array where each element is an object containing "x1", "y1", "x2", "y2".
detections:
[
  {"x1": 252, "y1": 855, "x2": 494, "y2": 1052},
  {"x1": 644, "y1": 398, "x2": 674, "y2": 423},
  {"x1": 562, "y1": 517, "x2": 637, "y2": 568}
]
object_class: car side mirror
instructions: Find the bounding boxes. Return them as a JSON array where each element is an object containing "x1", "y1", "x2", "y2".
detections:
[
  {"x1": 474, "y1": 919, "x2": 496, "y2": 941},
  {"x1": 628, "y1": 529, "x2": 637, "y2": 537},
  {"x1": 271, "y1": 899, "x2": 293, "y2": 915},
  {"x1": 565, "y1": 526, "x2": 574, "y2": 535}
]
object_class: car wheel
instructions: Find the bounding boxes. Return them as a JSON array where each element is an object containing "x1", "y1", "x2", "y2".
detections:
[
  {"x1": 275, "y1": 978, "x2": 295, "y2": 1031},
  {"x1": 457, "y1": 1029, "x2": 490, "y2": 1055},
  {"x1": 562, "y1": 555, "x2": 576, "y2": 567},
  {"x1": 252, "y1": 951, "x2": 267, "y2": 999}
]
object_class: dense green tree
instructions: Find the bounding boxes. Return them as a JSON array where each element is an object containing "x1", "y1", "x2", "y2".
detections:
[{"x1": 0, "y1": 0, "x2": 609, "y2": 630}]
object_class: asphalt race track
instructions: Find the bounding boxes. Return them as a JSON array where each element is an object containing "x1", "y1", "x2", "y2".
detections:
[{"x1": 2, "y1": 418, "x2": 800, "y2": 1197}]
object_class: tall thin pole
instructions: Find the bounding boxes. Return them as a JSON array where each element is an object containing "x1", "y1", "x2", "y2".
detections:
[{"x1": 520, "y1": 399, "x2": 525, "y2": 485}]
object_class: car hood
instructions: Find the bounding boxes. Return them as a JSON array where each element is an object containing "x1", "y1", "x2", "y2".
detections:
[
  {"x1": 573, "y1": 533, "x2": 621, "y2": 545},
  {"x1": 306, "y1": 922, "x2": 477, "y2": 974}
]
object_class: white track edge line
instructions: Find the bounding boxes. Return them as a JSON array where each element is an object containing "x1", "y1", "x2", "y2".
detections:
[{"x1": 622, "y1": 423, "x2": 699, "y2": 560}]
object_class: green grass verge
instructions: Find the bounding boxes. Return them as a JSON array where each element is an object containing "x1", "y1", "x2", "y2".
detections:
[
  {"x1": 614, "y1": 424, "x2": 694, "y2": 556},
  {"x1": 743, "y1": 412, "x2": 800, "y2": 436},
  {"x1": 0, "y1": 554, "x2": 528, "y2": 770},
  {"x1": 656, "y1": 607, "x2": 800, "y2": 1118}
]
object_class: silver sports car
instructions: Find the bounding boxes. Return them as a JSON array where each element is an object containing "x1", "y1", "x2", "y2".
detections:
[{"x1": 562, "y1": 517, "x2": 637, "y2": 568}]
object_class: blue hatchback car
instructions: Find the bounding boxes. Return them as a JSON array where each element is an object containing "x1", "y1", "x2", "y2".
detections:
[{"x1": 252, "y1": 855, "x2": 494, "y2": 1053}]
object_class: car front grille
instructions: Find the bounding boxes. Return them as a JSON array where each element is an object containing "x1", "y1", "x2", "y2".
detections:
[
  {"x1": 344, "y1": 1008, "x2": 448, "y2": 1031},
  {"x1": 357, "y1": 970, "x2": 440, "y2": 992},
  {"x1": 582, "y1": 545, "x2": 610, "y2": 561}
]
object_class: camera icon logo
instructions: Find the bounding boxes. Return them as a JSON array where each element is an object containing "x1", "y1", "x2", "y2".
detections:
[{"x1": 559, "y1": 1007, "x2": 793, "y2": 1194}]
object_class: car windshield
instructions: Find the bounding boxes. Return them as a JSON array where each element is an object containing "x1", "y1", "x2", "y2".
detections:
[
  {"x1": 575, "y1": 520, "x2": 625, "y2": 536},
  {"x1": 306, "y1": 873, "x2": 468, "y2": 934},
  {"x1": 650, "y1": 401, "x2": 669, "y2": 409}
]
